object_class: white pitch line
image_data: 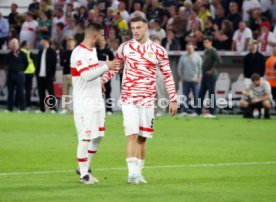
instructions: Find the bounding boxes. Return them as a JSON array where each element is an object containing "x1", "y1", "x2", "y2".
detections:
[{"x1": 0, "y1": 161, "x2": 276, "y2": 176}]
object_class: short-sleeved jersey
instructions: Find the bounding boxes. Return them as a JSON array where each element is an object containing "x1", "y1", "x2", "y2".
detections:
[
  {"x1": 102, "y1": 39, "x2": 177, "y2": 106},
  {"x1": 70, "y1": 43, "x2": 105, "y2": 112}
]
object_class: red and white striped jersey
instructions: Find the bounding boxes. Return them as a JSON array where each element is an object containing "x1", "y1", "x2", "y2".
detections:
[
  {"x1": 102, "y1": 39, "x2": 177, "y2": 106},
  {"x1": 70, "y1": 43, "x2": 108, "y2": 112}
]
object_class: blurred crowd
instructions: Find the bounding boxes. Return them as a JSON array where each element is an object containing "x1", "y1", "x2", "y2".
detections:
[
  {"x1": 0, "y1": 0, "x2": 276, "y2": 53},
  {"x1": 1, "y1": 0, "x2": 276, "y2": 116}
]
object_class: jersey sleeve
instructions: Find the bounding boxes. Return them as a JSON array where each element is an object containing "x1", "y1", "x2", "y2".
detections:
[
  {"x1": 73, "y1": 54, "x2": 108, "y2": 82},
  {"x1": 101, "y1": 70, "x2": 116, "y2": 84},
  {"x1": 115, "y1": 43, "x2": 126, "y2": 61},
  {"x1": 156, "y1": 46, "x2": 177, "y2": 102}
]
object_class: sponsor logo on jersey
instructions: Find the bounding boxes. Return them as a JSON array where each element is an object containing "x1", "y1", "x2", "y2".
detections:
[{"x1": 76, "y1": 60, "x2": 82, "y2": 66}]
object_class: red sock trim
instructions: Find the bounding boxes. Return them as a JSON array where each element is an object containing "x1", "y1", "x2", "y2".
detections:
[{"x1": 77, "y1": 158, "x2": 88, "y2": 162}]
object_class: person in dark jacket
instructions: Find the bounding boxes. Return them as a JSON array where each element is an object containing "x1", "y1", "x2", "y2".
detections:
[
  {"x1": 35, "y1": 36, "x2": 57, "y2": 112},
  {"x1": 196, "y1": 36, "x2": 222, "y2": 118},
  {"x1": 97, "y1": 37, "x2": 114, "y2": 115},
  {"x1": 6, "y1": 38, "x2": 28, "y2": 112},
  {"x1": 60, "y1": 37, "x2": 75, "y2": 114},
  {"x1": 243, "y1": 40, "x2": 266, "y2": 79}
]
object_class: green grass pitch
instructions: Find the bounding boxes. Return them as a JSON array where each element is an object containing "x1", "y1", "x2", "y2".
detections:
[{"x1": 0, "y1": 112, "x2": 276, "y2": 202}]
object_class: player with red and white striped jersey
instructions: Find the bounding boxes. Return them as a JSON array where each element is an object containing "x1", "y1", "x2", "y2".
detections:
[
  {"x1": 70, "y1": 23, "x2": 115, "y2": 184},
  {"x1": 102, "y1": 16, "x2": 178, "y2": 184}
]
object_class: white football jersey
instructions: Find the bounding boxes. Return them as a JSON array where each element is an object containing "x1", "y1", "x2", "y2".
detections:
[{"x1": 70, "y1": 43, "x2": 108, "y2": 112}]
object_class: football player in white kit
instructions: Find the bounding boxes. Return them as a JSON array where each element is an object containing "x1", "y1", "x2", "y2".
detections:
[
  {"x1": 70, "y1": 23, "x2": 116, "y2": 184},
  {"x1": 102, "y1": 16, "x2": 178, "y2": 184}
]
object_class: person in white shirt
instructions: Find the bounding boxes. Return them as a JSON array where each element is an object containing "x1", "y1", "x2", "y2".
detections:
[
  {"x1": 118, "y1": 1, "x2": 130, "y2": 22},
  {"x1": 232, "y1": 21, "x2": 253, "y2": 52},
  {"x1": 19, "y1": 12, "x2": 38, "y2": 49},
  {"x1": 149, "y1": 19, "x2": 166, "y2": 41},
  {"x1": 258, "y1": 21, "x2": 276, "y2": 55},
  {"x1": 70, "y1": 23, "x2": 116, "y2": 184},
  {"x1": 111, "y1": 0, "x2": 120, "y2": 10},
  {"x1": 242, "y1": 0, "x2": 261, "y2": 22}
]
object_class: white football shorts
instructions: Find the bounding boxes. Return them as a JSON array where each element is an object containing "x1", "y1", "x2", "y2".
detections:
[
  {"x1": 74, "y1": 108, "x2": 105, "y2": 141},
  {"x1": 122, "y1": 104, "x2": 154, "y2": 138}
]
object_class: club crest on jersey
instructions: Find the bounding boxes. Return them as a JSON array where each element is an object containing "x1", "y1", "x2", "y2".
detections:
[
  {"x1": 76, "y1": 60, "x2": 82, "y2": 66},
  {"x1": 148, "y1": 51, "x2": 154, "y2": 58}
]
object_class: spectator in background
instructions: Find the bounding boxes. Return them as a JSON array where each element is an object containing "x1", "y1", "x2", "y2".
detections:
[
  {"x1": 36, "y1": 11, "x2": 52, "y2": 44},
  {"x1": 74, "y1": 23, "x2": 85, "y2": 45},
  {"x1": 60, "y1": 37, "x2": 75, "y2": 114},
  {"x1": 167, "y1": 5, "x2": 178, "y2": 30},
  {"x1": 118, "y1": 1, "x2": 130, "y2": 22},
  {"x1": 186, "y1": 9, "x2": 203, "y2": 47},
  {"x1": 28, "y1": 0, "x2": 40, "y2": 16},
  {"x1": 65, "y1": 3, "x2": 76, "y2": 19},
  {"x1": 87, "y1": 9, "x2": 98, "y2": 24},
  {"x1": 40, "y1": 0, "x2": 53, "y2": 20},
  {"x1": 162, "y1": 29, "x2": 180, "y2": 50},
  {"x1": 265, "y1": 46, "x2": 276, "y2": 104},
  {"x1": 6, "y1": 38, "x2": 28, "y2": 112},
  {"x1": 51, "y1": 22, "x2": 65, "y2": 45},
  {"x1": 244, "y1": 40, "x2": 266, "y2": 79},
  {"x1": 198, "y1": 4, "x2": 211, "y2": 31},
  {"x1": 210, "y1": 0, "x2": 220, "y2": 19},
  {"x1": 21, "y1": 41, "x2": 35, "y2": 109},
  {"x1": 0, "y1": 13, "x2": 9, "y2": 49},
  {"x1": 242, "y1": 0, "x2": 261, "y2": 23},
  {"x1": 146, "y1": 0, "x2": 164, "y2": 21},
  {"x1": 258, "y1": 21, "x2": 276, "y2": 55},
  {"x1": 113, "y1": 10, "x2": 129, "y2": 37},
  {"x1": 213, "y1": 20, "x2": 233, "y2": 50},
  {"x1": 176, "y1": 6, "x2": 188, "y2": 45},
  {"x1": 248, "y1": 10, "x2": 263, "y2": 39},
  {"x1": 269, "y1": 0, "x2": 276, "y2": 27},
  {"x1": 240, "y1": 73, "x2": 272, "y2": 119},
  {"x1": 53, "y1": 8, "x2": 66, "y2": 34},
  {"x1": 63, "y1": 18, "x2": 77, "y2": 39},
  {"x1": 36, "y1": 37, "x2": 57, "y2": 113},
  {"x1": 110, "y1": 0, "x2": 120, "y2": 10},
  {"x1": 149, "y1": 19, "x2": 166, "y2": 42},
  {"x1": 20, "y1": 12, "x2": 39, "y2": 49},
  {"x1": 97, "y1": 37, "x2": 114, "y2": 115},
  {"x1": 8, "y1": 3, "x2": 20, "y2": 35},
  {"x1": 130, "y1": 1, "x2": 146, "y2": 20},
  {"x1": 74, "y1": 6, "x2": 88, "y2": 24},
  {"x1": 214, "y1": 5, "x2": 226, "y2": 29},
  {"x1": 178, "y1": 42, "x2": 202, "y2": 116},
  {"x1": 232, "y1": 21, "x2": 253, "y2": 52},
  {"x1": 226, "y1": 1, "x2": 242, "y2": 31},
  {"x1": 196, "y1": 36, "x2": 222, "y2": 118}
]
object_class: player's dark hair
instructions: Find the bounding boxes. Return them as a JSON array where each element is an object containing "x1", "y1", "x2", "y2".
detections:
[
  {"x1": 203, "y1": 35, "x2": 213, "y2": 42},
  {"x1": 20, "y1": 40, "x2": 28, "y2": 48},
  {"x1": 130, "y1": 16, "x2": 148, "y2": 24},
  {"x1": 251, "y1": 73, "x2": 261, "y2": 81}
]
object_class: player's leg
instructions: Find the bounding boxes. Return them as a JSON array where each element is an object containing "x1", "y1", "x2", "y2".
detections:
[
  {"x1": 196, "y1": 76, "x2": 208, "y2": 115},
  {"x1": 86, "y1": 109, "x2": 105, "y2": 182},
  {"x1": 122, "y1": 104, "x2": 140, "y2": 184},
  {"x1": 262, "y1": 100, "x2": 271, "y2": 119},
  {"x1": 74, "y1": 113, "x2": 96, "y2": 184},
  {"x1": 136, "y1": 106, "x2": 155, "y2": 183}
]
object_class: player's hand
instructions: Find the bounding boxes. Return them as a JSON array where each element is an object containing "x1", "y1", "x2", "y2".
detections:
[
  {"x1": 105, "y1": 55, "x2": 115, "y2": 70},
  {"x1": 169, "y1": 101, "x2": 178, "y2": 116},
  {"x1": 101, "y1": 82, "x2": 106, "y2": 93},
  {"x1": 114, "y1": 59, "x2": 124, "y2": 73}
]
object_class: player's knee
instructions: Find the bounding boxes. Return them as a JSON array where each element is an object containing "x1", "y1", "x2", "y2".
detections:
[
  {"x1": 240, "y1": 100, "x2": 248, "y2": 108},
  {"x1": 127, "y1": 134, "x2": 138, "y2": 142},
  {"x1": 138, "y1": 136, "x2": 147, "y2": 144},
  {"x1": 262, "y1": 100, "x2": 271, "y2": 109}
]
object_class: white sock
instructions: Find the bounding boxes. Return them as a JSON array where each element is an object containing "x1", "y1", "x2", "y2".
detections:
[
  {"x1": 137, "y1": 159, "x2": 145, "y2": 176},
  {"x1": 126, "y1": 157, "x2": 138, "y2": 177},
  {"x1": 77, "y1": 140, "x2": 89, "y2": 178},
  {"x1": 87, "y1": 137, "x2": 102, "y2": 168}
]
